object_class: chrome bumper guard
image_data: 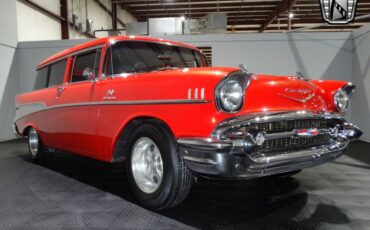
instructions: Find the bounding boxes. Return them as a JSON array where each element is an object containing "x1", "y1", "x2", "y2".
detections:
[{"x1": 178, "y1": 111, "x2": 362, "y2": 179}]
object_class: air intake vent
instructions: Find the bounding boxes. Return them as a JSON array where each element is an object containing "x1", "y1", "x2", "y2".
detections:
[{"x1": 197, "y1": 46, "x2": 212, "y2": 66}]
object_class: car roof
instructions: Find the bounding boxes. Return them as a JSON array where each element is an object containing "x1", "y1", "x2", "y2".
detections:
[{"x1": 37, "y1": 36, "x2": 199, "y2": 69}]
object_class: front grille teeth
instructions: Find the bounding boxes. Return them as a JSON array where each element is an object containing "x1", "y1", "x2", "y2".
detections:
[
  {"x1": 227, "y1": 118, "x2": 343, "y2": 153},
  {"x1": 256, "y1": 133, "x2": 332, "y2": 153},
  {"x1": 243, "y1": 118, "x2": 343, "y2": 134}
]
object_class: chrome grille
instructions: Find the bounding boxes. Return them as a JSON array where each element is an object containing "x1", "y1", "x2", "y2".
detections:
[
  {"x1": 243, "y1": 118, "x2": 343, "y2": 134},
  {"x1": 239, "y1": 118, "x2": 343, "y2": 153},
  {"x1": 256, "y1": 133, "x2": 332, "y2": 153}
]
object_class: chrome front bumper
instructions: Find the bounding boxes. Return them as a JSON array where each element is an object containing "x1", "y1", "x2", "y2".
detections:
[{"x1": 178, "y1": 111, "x2": 362, "y2": 179}]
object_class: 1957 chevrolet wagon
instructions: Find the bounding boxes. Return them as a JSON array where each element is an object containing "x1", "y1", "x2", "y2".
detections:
[{"x1": 14, "y1": 36, "x2": 362, "y2": 209}]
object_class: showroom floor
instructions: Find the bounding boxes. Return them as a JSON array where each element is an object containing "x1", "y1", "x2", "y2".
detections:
[{"x1": 0, "y1": 140, "x2": 369, "y2": 230}]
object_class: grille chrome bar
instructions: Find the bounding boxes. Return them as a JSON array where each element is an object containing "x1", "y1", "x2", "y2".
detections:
[
  {"x1": 213, "y1": 111, "x2": 345, "y2": 154},
  {"x1": 213, "y1": 111, "x2": 344, "y2": 138}
]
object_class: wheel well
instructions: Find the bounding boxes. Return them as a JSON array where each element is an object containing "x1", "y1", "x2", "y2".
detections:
[
  {"x1": 23, "y1": 126, "x2": 33, "y2": 137},
  {"x1": 112, "y1": 117, "x2": 174, "y2": 162}
]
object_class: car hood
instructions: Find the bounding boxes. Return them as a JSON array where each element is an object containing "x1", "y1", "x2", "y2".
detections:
[{"x1": 242, "y1": 74, "x2": 329, "y2": 114}]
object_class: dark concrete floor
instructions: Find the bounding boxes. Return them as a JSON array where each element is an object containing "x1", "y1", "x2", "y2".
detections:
[{"x1": 0, "y1": 140, "x2": 369, "y2": 229}]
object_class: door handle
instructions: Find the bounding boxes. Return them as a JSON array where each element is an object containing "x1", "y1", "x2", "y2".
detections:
[
  {"x1": 56, "y1": 87, "x2": 65, "y2": 99},
  {"x1": 57, "y1": 87, "x2": 65, "y2": 93}
]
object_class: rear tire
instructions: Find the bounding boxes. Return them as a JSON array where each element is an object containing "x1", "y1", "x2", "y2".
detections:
[
  {"x1": 27, "y1": 127, "x2": 47, "y2": 162},
  {"x1": 125, "y1": 121, "x2": 193, "y2": 210}
]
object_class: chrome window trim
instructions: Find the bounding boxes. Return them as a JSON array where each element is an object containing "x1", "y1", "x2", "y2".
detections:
[{"x1": 37, "y1": 44, "x2": 105, "y2": 70}]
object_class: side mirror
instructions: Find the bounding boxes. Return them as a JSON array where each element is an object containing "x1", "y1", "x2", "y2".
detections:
[{"x1": 83, "y1": 68, "x2": 96, "y2": 82}]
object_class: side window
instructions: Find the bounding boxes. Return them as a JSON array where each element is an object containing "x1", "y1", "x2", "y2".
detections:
[
  {"x1": 71, "y1": 49, "x2": 101, "y2": 83},
  {"x1": 34, "y1": 67, "x2": 49, "y2": 90},
  {"x1": 48, "y1": 60, "x2": 67, "y2": 88}
]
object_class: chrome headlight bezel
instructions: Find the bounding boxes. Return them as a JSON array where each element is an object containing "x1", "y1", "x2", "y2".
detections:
[
  {"x1": 334, "y1": 84, "x2": 355, "y2": 112},
  {"x1": 215, "y1": 71, "x2": 251, "y2": 113}
]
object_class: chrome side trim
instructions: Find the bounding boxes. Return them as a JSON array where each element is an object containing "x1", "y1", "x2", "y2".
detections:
[{"x1": 14, "y1": 99, "x2": 210, "y2": 122}]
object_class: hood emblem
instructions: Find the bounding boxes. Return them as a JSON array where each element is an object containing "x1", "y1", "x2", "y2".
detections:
[
  {"x1": 279, "y1": 88, "x2": 315, "y2": 103},
  {"x1": 296, "y1": 129, "x2": 319, "y2": 138}
]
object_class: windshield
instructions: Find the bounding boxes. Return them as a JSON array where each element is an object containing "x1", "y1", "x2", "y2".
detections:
[{"x1": 105, "y1": 41, "x2": 207, "y2": 75}]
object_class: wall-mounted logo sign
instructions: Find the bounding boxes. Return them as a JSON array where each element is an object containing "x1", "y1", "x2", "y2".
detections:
[{"x1": 320, "y1": 0, "x2": 358, "y2": 24}]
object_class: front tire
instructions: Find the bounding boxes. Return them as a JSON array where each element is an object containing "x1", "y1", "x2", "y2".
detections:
[
  {"x1": 27, "y1": 127, "x2": 46, "y2": 162},
  {"x1": 267, "y1": 170, "x2": 302, "y2": 179},
  {"x1": 125, "y1": 121, "x2": 193, "y2": 210}
]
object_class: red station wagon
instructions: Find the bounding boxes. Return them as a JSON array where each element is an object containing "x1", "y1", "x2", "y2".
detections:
[{"x1": 14, "y1": 36, "x2": 362, "y2": 209}]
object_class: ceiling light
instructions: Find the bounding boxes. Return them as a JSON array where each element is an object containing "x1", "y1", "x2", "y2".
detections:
[
  {"x1": 180, "y1": 16, "x2": 185, "y2": 21},
  {"x1": 289, "y1": 12, "x2": 294, "y2": 18}
]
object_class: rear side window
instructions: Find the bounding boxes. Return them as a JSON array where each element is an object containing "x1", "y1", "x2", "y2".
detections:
[
  {"x1": 71, "y1": 49, "x2": 101, "y2": 83},
  {"x1": 34, "y1": 67, "x2": 49, "y2": 90},
  {"x1": 48, "y1": 60, "x2": 67, "y2": 87}
]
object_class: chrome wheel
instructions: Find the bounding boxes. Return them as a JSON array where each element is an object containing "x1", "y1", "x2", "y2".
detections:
[
  {"x1": 28, "y1": 128, "x2": 39, "y2": 157},
  {"x1": 131, "y1": 137, "x2": 164, "y2": 194}
]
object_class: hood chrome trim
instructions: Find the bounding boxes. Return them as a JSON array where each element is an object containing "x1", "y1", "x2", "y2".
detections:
[{"x1": 278, "y1": 93, "x2": 315, "y2": 103}]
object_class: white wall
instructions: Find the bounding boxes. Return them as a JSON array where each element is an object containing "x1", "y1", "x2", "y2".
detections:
[
  {"x1": 0, "y1": 1, "x2": 18, "y2": 47},
  {"x1": 161, "y1": 33, "x2": 353, "y2": 81},
  {"x1": 352, "y1": 24, "x2": 370, "y2": 142},
  {"x1": 0, "y1": 0, "x2": 18, "y2": 141},
  {"x1": 16, "y1": 0, "x2": 61, "y2": 41},
  {"x1": 16, "y1": 0, "x2": 137, "y2": 41}
]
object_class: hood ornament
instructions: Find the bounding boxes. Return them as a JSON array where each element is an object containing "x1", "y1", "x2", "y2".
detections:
[{"x1": 296, "y1": 71, "x2": 310, "y2": 81}]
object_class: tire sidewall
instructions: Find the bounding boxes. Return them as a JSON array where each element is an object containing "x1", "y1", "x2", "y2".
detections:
[
  {"x1": 28, "y1": 127, "x2": 44, "y2": 161},
  {"x1": 126, "y1": 122, "x2": 179, "y2": 209}
]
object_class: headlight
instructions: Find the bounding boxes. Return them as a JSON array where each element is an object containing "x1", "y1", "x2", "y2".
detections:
[
  {"x1": 218, "y1": 80, "x2": 243, "y2": 112},
  {"x1": 334, "y1": 89, "x2": 349, "y2": 112},
  {"x1": 215, "y1": 71, "x2": 251, "y2": 113},
  {"x1": 334, "y1": 84, "x2": 355, "y2": 112}
]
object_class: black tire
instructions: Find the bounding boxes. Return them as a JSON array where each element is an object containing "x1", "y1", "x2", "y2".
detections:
[
  {"x1": 268, "y1": 170, "x2": 302, "y2": 179},
  {"x1": 125, "y1": 121, "x2": 193, "y2": 210},
  {"x1": 27, "y1": 127, "x2": 47, "y2": 162}
]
